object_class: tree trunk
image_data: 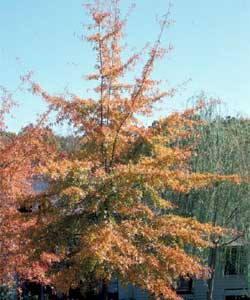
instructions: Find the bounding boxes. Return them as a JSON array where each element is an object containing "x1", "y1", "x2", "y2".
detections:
[
  {"x1": 39, "y1": 285, "x2": 45, "y2": 300},
  {"x1": 207, "y1": 243, "x2": 218, "y2": 300},
  {"x1": 100, "y1": 279, "x2": 109, "y2": 300},
  {"x1": 15, "y1": 273, "x2": 21, "y2": 300}
]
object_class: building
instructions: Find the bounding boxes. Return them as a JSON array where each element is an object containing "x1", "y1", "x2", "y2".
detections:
[{"x1": 112, "y1": 244, "x2": 250, "y2": 300}]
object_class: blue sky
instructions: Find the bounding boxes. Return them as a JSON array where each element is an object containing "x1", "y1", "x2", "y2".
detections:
[{"x1": 0, "y1": 0, "x2": 250, "y2": 133}]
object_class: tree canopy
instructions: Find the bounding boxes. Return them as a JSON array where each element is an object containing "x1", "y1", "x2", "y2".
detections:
[{"x1": 0, "y1": 2, "x2": 243, "y2": 300}]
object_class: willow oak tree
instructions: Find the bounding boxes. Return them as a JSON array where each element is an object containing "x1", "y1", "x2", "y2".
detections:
[
  {"x1": 171, "y1": 103, "x2": 250, "y2": 300},
  {"x1": 0, "y1": 88, "x2": 55, "y2": 292},
  {"x1": 22, "y1": 1, "x2": 239, "y2": 299}
]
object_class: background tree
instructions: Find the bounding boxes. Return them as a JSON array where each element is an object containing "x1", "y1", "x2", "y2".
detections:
[
  {"x1": 170, "y1": 101, "x2": 250, "y2": 300},
  {"x1": 21, "y1": 1, "x2": 240, "y2": 299}
]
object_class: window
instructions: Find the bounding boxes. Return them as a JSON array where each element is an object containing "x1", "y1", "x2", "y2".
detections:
[
  {"x1": 224, "y1": 246, "x2": 245, "y2": 276},
  {"x1": 176, "y1": 277, "x2": 193, "y2": 294},
  {"x1": 225, "y1": 295, "x2": 250, "y2": 300}
]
